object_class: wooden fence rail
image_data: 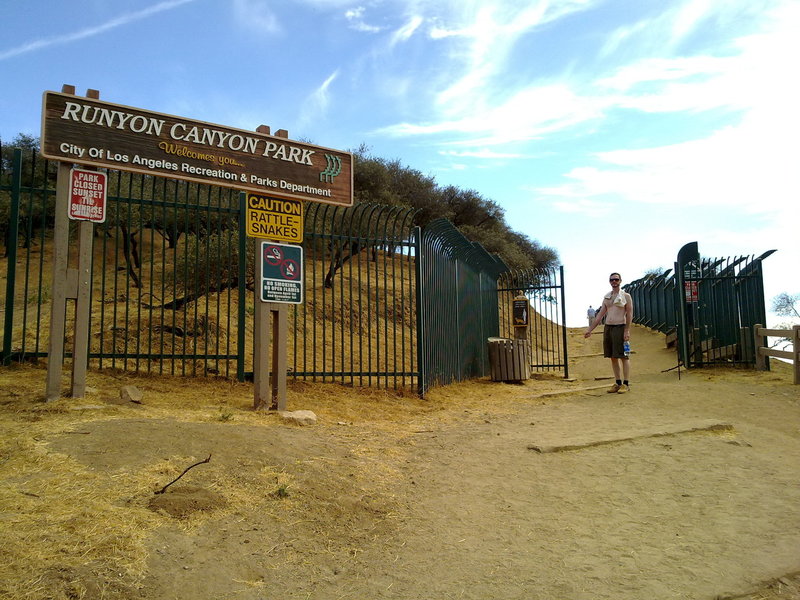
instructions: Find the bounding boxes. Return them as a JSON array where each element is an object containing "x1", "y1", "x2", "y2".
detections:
[{"x1": 754, "y1": 324, "x2": 800, "y2": 384}]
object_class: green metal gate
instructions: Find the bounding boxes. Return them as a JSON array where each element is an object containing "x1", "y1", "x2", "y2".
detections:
[
  {"x1": 416, "y1": 219, "x2": 507, "y2": 394},
  {"x1": 626, "y1": 242, "x2": 775, "y2": 368},
  {"x1": 497, "y1": 267, "x2": 569, "y2": 376}
]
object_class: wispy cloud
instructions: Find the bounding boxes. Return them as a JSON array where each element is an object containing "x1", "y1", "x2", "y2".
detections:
[
  {"x1": 439, "y1": 149, "x2": 525, "y2": 160},
  {"x1": 297, "y1": 71, "x2": 339, "y2": 129},
  {"x1": 0, "y1": 0, "x2": 196, "y2": 61},
  {"x1": 232, "y1": 0, "x2": 280, "y2": 34},
  {"x1": 377, "y1": 0, "x2": 798, "y2": 160},
  {"x1": 390, "y1": 15, "x2": 424, "y2": 46},
  {"x1": 345, "y1": 7, "x2": 382, "y2": 33},
  {"x1": 378, "y1": 83, "x2": 602, "y2": 145},
  {"x1": 433, "y1": 1, "x2": 596, "y2": 107},
  {"x1": 541, "y1": 1, "x2": 799, "y2": 215}
]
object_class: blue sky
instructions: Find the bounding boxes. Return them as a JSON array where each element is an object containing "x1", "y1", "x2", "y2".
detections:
[{"x1": 1, "y1": 0, "x2": 797, "y2": 327}]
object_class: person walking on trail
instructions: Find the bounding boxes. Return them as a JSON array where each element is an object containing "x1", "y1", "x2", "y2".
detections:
[
  {"x1": 587, "y1": 305, "x2": 596, "y2": 326},
  {"x1": 585, "y1": 272, "x2": 633, "y2": 394}
]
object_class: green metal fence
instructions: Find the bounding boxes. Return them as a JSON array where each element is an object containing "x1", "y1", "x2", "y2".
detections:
[
  {"x1": 291, "y1": 202, "x2": 418, "y2": 389},
  {"x1": 626, "y1": 270, "x2": 676, "y2": 335},
  {"x1": 416, "y1": 219, "x2": 507, "y2": 394},
  {"x1": 1, "y1": 146, "x2": 246, "y2": 376},
  {"x1": 625, "y1": 242, "x2": 775, "y2": 368},
  {"x1": 3, "y1": 145, "x2": 547, "y2": 394}
]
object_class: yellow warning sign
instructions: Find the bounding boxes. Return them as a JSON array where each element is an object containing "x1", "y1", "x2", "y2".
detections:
[{"x1": 246, "y1": 194, "x2": 303, "y2": 243}]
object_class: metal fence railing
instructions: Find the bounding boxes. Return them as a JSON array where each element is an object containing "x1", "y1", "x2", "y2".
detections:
[
  {"x1": 3, "y1": 144, "x2": 565, "y2": 394},
  {"x1": 624, "y1": 242, "x2": 775, "y2": 368},
  {"x1": 290, "y1": 202, "x2": 418, "y2": 389},
  {"x1": 416, "y1": 219, "x2": 507, "y2": 394},
  {"x1": 497, "y1": 266, "x2": 568, "y2": 376}
]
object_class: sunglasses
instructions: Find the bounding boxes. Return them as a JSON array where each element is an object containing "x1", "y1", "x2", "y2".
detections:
[{"x1": 609, "y1": 278, "x2": 620, "y2": 282}]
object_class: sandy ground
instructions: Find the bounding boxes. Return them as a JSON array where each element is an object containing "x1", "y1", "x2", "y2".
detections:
[{"x1": 1, "y1": 325, "x2": 799, "y2": 599}]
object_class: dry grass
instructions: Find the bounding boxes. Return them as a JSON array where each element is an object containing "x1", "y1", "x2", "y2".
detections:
[
  {"x1": 1, "y1": 337, "x2": 797, "y2": 598},
  {"x1": 0, "y1": 363, "x2": 424, "y2": 598},
  {"x1": 0, "y1": 361, "x2": 548, "y2": 598}
]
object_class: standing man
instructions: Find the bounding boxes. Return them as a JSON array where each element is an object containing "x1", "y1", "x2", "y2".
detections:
[
  {"x1": 585, "y1": 272, "x2": 633, "y2": 393},
  {"x1": 587, "y1": 305, "x2": 596, "y2": 326}
]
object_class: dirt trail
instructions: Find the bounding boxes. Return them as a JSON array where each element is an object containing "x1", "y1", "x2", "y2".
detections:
[{"x1": 2, "y1": 325, "x2": 799, "y2": 599}]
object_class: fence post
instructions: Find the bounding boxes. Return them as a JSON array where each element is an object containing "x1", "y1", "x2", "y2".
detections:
[
  {"x1": 236, "y1": 192, "x2": 247, "y2": 382},
  {"x1": 70, "y1": 220, "x2": 94, "y2": 397},
  {"x1": 753, "y1": 324, "x2": 766, "y2": 371},
  {"x1": 413, "y1": 226, "x2": 426, "y2": 397},
  {"x1": 559, "y1": 265, "x2": 569, "y2": 379},
  {"x1": 793, "y1": 325, "x2": 800, "y2": 385},
  {"x1": 2, "y1": 149, "x2": 22, "y2": 365}
]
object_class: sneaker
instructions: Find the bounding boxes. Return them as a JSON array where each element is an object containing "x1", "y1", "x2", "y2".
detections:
[
  {"x1": 617, "y1": 384, "x2": 629, "y2": 394},
  {"x1": 607, "y1": 383, "x2": 621, "y2": 393}
]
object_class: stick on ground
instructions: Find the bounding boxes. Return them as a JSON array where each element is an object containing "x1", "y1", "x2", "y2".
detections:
[{"x1": 155, "y1": 454, "x2": 212, "y2": 495}]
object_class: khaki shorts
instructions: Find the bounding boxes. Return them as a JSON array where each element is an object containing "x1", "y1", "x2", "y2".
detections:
[{"x1": 603, "y1": 324, "x2": 627, "y2": 359}]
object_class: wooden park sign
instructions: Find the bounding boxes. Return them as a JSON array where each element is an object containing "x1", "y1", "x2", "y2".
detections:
[
  {"x1": 41, "y1": 86, "x2": 346, "y2": 411},
  {"x1": 40, "y1": 91, "x2": 353, "y2": 207}
]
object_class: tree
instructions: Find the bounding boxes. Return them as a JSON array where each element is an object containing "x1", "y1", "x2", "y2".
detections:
[
  {"x1": 644, "y1": 267, "x2": 666, "y2": 279},
  {"x1": 348, "y1": 144, "x2": 560, "y2": 278},
  {"x1": 772, "y1": 292, "x2": 800, "y2": 320},
  {"x1": 770, "y1": 292, "x2": 800, "y2": 348}
]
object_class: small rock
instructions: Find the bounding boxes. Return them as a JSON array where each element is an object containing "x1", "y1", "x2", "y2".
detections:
[
  {"x1": 120, "y1": 385, "x2": 143, "y2": 404},
  {"x1": 278, "y1": 410, "x2": 317, "y2": 425}
]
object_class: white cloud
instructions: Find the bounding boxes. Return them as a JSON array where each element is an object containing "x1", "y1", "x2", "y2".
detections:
[
  {"x1": 297, "y1": 71, "x2": 339, "y2": 128},
  {"x1": 0, "y1": 0, "x2": 196, "y2": 61},
  {"x1": 390, "y1": 15, "x2": 424, "y2": 45},
  {"x1": 542, "y1": 116, "x2": 798, "y2": 216},
  {"x1": 542, "y1": 1, "x2": 799, "y2": 218},
  {"x1": 439, "y1": 149, "x2": 524, "y2": 159},
  {"x1": 434, "y1": 1, "x2": 596, "y2": 108},
  {"x1": 232, "y1": 0, "x2": 280, "y2": 34},
  {"x1": 345, "y1": 6, "x2": 383, "y2": 33},
  {"x1": 378, "y1": 83, "x2": 602, "y2": 145}
]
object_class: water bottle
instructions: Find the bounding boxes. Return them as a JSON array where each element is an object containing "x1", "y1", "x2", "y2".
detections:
[{"x1": 623, "y1": 340, "x2": 631, "y2": 357}]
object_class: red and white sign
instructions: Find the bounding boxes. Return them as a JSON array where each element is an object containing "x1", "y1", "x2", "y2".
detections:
[
  {"x1": 69, "y1": 168, "x2": 107, "y2": 223},
  {"x1": 684, "y1": 280, "x2": 699, "y2": 303}
]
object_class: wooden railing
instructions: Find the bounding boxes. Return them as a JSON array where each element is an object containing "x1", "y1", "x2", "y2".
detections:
[{"x1": 754, "y1": 324, "x2": 800, "y2": 384}]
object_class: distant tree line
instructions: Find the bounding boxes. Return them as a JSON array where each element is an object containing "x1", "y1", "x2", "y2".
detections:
[{"x1": 351, "y1": 144, "x2": 557, "y2": 271}]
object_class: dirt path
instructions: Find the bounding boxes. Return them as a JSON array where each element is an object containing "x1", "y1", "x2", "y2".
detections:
[{"x1": 2, "y1": 325, "x2": 799, "y2": 599}]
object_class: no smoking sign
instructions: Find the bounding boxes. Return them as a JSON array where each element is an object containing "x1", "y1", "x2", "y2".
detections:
[{"x1": 260, "y1": 241, "x2": 303, "y2": 304}]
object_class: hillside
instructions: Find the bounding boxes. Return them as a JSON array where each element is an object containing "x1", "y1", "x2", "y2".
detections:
[{"x1": 0, "y1": 325, "x2": 798, "y2": 599}]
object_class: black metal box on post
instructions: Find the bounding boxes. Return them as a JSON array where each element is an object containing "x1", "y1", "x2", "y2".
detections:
[{"x1": 487, "y1": 295, "x2": 531, "y2": 382}]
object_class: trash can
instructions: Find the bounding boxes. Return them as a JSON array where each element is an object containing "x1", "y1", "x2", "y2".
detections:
[{"x1": 487, "y1": 337, "x2": 531, "y2": 382}]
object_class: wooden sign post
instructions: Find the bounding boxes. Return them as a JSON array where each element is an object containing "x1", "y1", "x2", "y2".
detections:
[
  {"x1": 45, "y1": 86, "x2": 104, "y2": 401},
  {"x1": 252, "y1": 127, "x2": 302, "y2": 411}
]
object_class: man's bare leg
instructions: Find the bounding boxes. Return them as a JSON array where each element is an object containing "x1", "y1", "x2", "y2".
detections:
[{"x1": 611, "y1": 358, "x2": 622, "y2": 380}]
